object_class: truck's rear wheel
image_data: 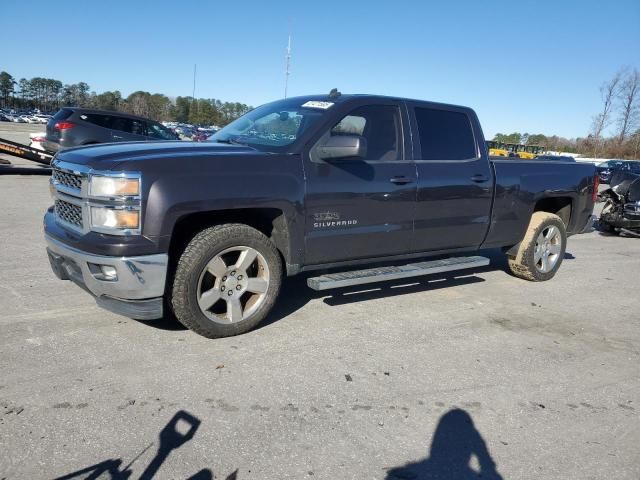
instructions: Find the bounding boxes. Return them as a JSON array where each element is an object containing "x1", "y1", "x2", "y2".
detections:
[
  {"x1": 171, "y1": 224, "x2": 282, "y2": 338},
  {"x1": 507, "y1": 212, "x2": 567, "y2": 281}
]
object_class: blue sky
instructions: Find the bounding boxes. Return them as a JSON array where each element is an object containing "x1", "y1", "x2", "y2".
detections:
[{"x1": 2, "y1": 0, "x2": 639, "y2": 138}]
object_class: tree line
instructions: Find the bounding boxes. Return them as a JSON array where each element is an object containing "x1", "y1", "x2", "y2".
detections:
[
  {"x1": 0, "y1": 71, "x2": 251, "y2": 126},
  {"x1": 1, "y1": 68, "x2": 638, "y2": 156},
  {"x1": 493, "y1": 68, "x2": 640, "y2": 159}
]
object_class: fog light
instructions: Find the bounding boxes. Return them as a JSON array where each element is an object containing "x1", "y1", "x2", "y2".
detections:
[
  {"x1": 89, "y1": 262, "x2": 119, "y2": 281},
  {"x1": 100, "y1": 265, "x2": 118, "y2": 280}
]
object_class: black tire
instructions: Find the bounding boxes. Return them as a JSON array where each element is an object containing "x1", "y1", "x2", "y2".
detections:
[
  {"x1": 171, "y1": 224, "x2": 282, "y2": 338},
  {"x1": 507, "y1": 212, "x2": 567, "y2": 282}
]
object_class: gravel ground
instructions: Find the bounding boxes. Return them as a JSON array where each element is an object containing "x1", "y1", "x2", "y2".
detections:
[{"x1": 0, "y1": 125, "x2": 639, "y2": 479}]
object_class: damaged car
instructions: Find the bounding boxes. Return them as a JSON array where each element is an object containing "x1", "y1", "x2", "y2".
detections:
[{"x1": 599, "y1": 170, "x2": 640, "y2": 235}]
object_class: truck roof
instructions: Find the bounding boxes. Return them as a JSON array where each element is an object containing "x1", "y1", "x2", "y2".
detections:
[
  {"x1": 283, "y1": 93, "x2": 472, "y2": 112},
  {"x1": 58, "y1": 106, "x2": 161, "y2": 123}
]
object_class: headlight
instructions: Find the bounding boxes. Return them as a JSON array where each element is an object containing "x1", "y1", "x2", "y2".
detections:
[
  {"x1": 85, "y1": 173, "x2": 141, "y2": 235},
  {"x1": 91, "y1": 207, "x2": 140, "y2": 232},
  {"x1": 89, "y1": 175, "x2": 140, "y2": 197}
]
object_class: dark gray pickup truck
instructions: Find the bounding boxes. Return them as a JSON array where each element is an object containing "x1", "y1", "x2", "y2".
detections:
[{"x1": 44, "y1": 92, "x2": 598, "y2": 338}]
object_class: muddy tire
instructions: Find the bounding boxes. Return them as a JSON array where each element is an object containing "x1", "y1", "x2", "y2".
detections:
[
  {"x1": 171, "y1": 224, "x2": 282, "y2": 338},
  {"x1": 507, "y1": 212, "x2": 567, "y2": 282}
]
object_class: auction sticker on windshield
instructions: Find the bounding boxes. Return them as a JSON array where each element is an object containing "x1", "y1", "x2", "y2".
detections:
[{"x1": 302, "y1": 101, "x2": 334, "y2": 109}]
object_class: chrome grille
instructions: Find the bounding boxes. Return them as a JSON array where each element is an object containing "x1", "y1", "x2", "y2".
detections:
[
  {"x1": 54, "y1": 199, "x2": 82, "y2": 228},
  {"x1": 52, "y1": 168, "x2": 82, "y2": 190}
]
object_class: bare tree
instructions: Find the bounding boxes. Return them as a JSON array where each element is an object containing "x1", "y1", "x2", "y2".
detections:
[
  {"x1": 591, "y1": 71, "x2": 623, "y2": 157},
  {"x1": 633, "y1": 130, "x2": 640, "y2": 160},
  {"x1": 616, "y1": 68, "x2": 640, "y2": 143}
]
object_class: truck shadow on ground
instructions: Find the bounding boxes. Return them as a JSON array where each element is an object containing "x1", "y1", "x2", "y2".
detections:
[
  {"x1": 53, "y1": 410, "x2": 234, "y2": 480},
  {"x1": 385, "y1": 408, "x2": 503, "y2": 480},
  {"x1": 260, "y1": 248, "x2": 576, "y2": 329}
]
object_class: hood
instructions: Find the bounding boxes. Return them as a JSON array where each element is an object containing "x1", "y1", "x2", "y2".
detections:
[{"x1": 54, "y1": 140, "x2": 258, "y2": 170}]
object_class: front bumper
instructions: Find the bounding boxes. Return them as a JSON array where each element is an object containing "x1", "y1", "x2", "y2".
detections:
[{"x1": 45, "y1": 234, "x2": 168, "y2": 320}]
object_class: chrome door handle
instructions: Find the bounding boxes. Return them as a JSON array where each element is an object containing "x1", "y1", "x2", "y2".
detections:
[
  {"x1": 390, "y1": 176, "x2": 414, "y2": 185},
  {"x1": 471, "y1": 174, "x2": 489, "y2": 183}
]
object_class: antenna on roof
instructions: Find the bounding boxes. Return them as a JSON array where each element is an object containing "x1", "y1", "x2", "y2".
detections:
[
  {"x1": 329, "y1": 88, "x2": 341, "y2": 99},
  {"x1": 284, "y1": 23, "x2": 292, "y2": 98}
]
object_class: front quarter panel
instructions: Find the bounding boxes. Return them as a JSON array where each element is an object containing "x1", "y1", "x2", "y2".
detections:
[{"x1": 119, "y1": 152, "x2": 305, "y2": 262}]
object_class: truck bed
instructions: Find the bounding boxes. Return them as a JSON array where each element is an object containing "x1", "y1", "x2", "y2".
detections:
[{"x1": 482, "y1": 159, "x2": 596, "y2": 249}]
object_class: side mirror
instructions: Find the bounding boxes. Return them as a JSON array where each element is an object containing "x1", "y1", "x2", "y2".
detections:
[{"x1": 318, "y1": 135, "x2": 367, "y2": 160}]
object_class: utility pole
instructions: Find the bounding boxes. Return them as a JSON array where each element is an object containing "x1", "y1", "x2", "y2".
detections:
[
  {"x1": 192, "y1": 64, "x2": 197, "y2": 100},
  {"x1": 191, "y1": 64, "x2": 197, "y2": 121},
  {"x1": 284, "y1": 28, "x2": 292, "y2": 98}
]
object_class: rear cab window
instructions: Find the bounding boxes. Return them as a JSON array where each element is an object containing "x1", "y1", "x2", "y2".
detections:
[{"x1": 413, "y1": 106, "x2": 477, "y2": 160}]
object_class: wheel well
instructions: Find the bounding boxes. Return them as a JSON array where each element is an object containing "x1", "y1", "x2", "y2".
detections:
[
  {"x1": 168, "y1": 208, "x2": 289, "y2": 269},
  {"x1": 533, "y1": 197, "x2": 572, "y2": 227}
]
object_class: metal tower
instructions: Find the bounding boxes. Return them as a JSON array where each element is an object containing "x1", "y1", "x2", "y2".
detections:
[{"x1": 284, "y1": 32, "x2": 292, "y2": 98}]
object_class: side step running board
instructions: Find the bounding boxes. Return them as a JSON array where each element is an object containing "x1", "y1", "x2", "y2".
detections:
[{"x1": 307, "y1": 256, "x2": 490, "y2": 291}]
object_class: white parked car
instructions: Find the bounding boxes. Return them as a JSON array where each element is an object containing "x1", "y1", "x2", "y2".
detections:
[
  {"x1": 29, "y1": 132, "x2": 47, "y2": 151},
  {"x1": 34, "y1": 114, "x2": 51, "y2": 124}
]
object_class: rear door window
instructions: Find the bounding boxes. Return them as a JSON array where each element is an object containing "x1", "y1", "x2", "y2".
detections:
[
  {"x1": 414, "y1": 107, "x2": 477, "y2": 160},
  {"x1": 110, "y1": 116, "x2": 133, "y2": 134},
  {"x1": 82, "y1": 114, "x2": 113, "y2": 129}
]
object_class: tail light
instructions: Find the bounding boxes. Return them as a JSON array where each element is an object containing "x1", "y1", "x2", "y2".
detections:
[
  {"x1": 54, "y1": 121, "x2": 75, "y2": 130},
  {"x1": 592, "y1": 174, "x2": 600, "y2": 203}
]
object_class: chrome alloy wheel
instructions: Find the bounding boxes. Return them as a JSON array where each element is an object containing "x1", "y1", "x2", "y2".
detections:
[
  {"x1": 534, "y1": 225, "x2": 562, "y2": 273},
  {"x1": 196, "y1": 246, "x2": 270, "y2": 324}
]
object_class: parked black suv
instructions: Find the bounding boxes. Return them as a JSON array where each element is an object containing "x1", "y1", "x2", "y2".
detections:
[{"x1": 44, "y1": 108, "x2": 179, "y2": 152}]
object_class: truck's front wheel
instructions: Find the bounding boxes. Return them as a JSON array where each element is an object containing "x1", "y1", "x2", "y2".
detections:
[
  {"x1": 507, "y1": 212, "x2": 567, "y2": 281},
  {"x1": 171, "y1": 224, "x2": 282, "y2": 338}
]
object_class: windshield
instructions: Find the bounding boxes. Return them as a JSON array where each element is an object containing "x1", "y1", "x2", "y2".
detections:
[{"x1": 208, "y1": 99, "x2": 329, "y2": 149}]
